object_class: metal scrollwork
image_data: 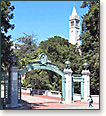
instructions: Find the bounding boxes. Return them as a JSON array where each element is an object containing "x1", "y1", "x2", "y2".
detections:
[{"x1": 39, "y1": 53, "x2": 48, "y2": 65}]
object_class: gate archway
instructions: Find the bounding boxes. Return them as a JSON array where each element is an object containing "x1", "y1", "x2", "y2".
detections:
[{"x1": 18, "y1": 53, "x2": 65, "y2": 102}]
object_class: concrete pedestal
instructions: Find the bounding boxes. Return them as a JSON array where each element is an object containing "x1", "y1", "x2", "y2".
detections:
[
  {"x1": 10, "y1": 66, "x2": 18, "y2": 107},
  {"x1": 63, "y1": 68, "x2": 73, "y2": 104},
  {"x1": 82, "y1": 70, "x2": 90, "y2": 101}
]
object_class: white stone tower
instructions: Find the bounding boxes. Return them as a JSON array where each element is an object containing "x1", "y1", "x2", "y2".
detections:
[{"x1": 69, "y1": 5, "x2": 80, "y2": 46}]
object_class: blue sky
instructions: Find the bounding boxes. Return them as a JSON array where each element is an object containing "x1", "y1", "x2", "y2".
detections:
[{"x1": 9, "y1": 1, "x2": 88, "y2": 45}]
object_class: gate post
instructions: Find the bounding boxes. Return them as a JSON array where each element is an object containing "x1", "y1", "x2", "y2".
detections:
[
  {"x1": 72, "y1": 78, "x2": 74, "y2": 102},
  {"x1": 18, "y1": 74, "x2": 21, "y2": 103},
  {"x1": 9, "y1": 55, "x2": 19, "y2": 107},
  {"x1": 81, "y1": 60, "x2": 90, "y2": 101},
  {"x1": 81, "y1": 79, "x2": 84, "y2": 100},
  {"x1": 61, "y1": 76, "x2": 65, "y2": 102},
  {"x1": 63, "y1": 61, "x2": 73, "y2": 104}
]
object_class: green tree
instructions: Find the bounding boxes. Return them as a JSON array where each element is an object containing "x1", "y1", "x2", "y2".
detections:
[
  {"x1": 22, "y1": 70, "x2": 50, "y2": 90},
  {"x1": 80, "y1": 1, "x2": 99, "y2": 94},
  {"x1": 15, "y1": 33, "x2": 47, "y2": 90},
  {"x1": 40, "y1": 36, "x2": 82, "y2": 73},
  {"x1": 20, "y1": 35, "x2": 83, "y2": 92},
  {"x1": 39, "y1": 36, "x2": 82, "y2": 91},
  {"x1": 14, "y1": 33, "x2": 38, "y2": 68},
  {"x1": 1, "y1": 1, "x2": 15, "y2": 71}
]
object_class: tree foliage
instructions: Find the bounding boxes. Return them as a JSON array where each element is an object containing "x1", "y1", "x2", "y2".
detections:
[
  {"x1": 1, "y1": 1, "x2": 15, "y2": 71},
  {"x1": 18, "y1": 35, "x2": 81, "y2": 92},
  {"x1": 14, "y1": 33, "x2": 38, "y2": 69},
  {"x1": 80, "y1": 1, "x2": 99, "y2": 94},
  {"x1": 39, "y1": 36, "x2": 81, "y2": 72},
  {"x1": 14, "y1": 33, "x2": 50, "y2": 90},
  {"x1": 39, "y1": 36, "x2": 82, "y2": 91}
]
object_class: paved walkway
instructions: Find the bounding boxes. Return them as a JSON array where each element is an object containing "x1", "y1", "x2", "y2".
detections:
[
  {"x1": 1, "y1": 88, "x2": 99, "y2": 109},
  {"x1": 50, "y1": 104, "x2": 99, "y2": 109},
  {"x1": 21, "y1": 92, "x2": 99, "y2": 109}
]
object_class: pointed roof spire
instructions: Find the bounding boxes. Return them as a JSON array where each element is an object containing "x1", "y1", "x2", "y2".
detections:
[{"x1": 72, "y1": 5, "x2": 77, "y2": 16}]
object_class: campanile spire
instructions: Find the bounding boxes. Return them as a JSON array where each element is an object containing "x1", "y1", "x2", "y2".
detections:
[
  {"x1": 72, "y1": 5, "x2": 77, "y2": 16},
  {"x1": 69, "y1": 5, "x2": 80, "y2": 46}
]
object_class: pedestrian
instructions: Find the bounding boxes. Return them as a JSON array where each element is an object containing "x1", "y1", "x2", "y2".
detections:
[
  {"x1": 30, "y1": 88, "x2": 32, "y2": 96},
  {"x1": 88, "y1": 95, "x2": 93, "y2": 107}
]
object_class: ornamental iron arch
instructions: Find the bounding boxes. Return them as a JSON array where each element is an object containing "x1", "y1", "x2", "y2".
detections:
[{"x1": 19, "y1": 53, "x2": 65, "y2": 101}]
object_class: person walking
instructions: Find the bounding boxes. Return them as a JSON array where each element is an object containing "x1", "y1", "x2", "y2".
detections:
[
  {"x1": 88, "y1": 95, "x2": 93, "y2": 107},
  {"x1": 30, "y1": 88, "x2": 32, "y2": 96}
]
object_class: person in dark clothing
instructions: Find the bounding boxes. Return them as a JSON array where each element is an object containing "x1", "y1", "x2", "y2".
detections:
[
  {"x1": 88, "y1": 95, "x2": 93, "y2": 107},
  {"x1": 30, "y1": 88, "x2": 33, "y2": 96}
]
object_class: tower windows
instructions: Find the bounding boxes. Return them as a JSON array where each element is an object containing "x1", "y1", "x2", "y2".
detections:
[
  {"x1": 76, "y1": 20, "x2": 79, "y2": 26},
  {"x1": 71, "y1": 21, "x2": 74, "y2": 26}
]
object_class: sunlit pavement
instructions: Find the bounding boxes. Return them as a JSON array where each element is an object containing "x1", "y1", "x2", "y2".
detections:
[
  {"x1": 1, "y1": 87, "x2": 99, "y2": 109},
  {"x1": 21, "y1": 92, "x2": 99, "y2": 109},
  {"x1": 49, "y1": 104, "x2": 99, "y2": 109}
]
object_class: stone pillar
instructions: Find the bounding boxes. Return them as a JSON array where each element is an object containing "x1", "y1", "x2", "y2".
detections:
[
  {"x1": 81, "y1": 80, "x2": 84, "y2": 100},
  {"x1": 62, "y1": 76, "x2": 65, "y2": 102},
  {"x1": 82, "y1": 70, "x2": 90, "y2": 101},
  {"x1": 72, "y1": 79, "x2": 74, "y2": 102},
  {"x1": 10, "y1": 66, "x2": 18, "y2": 107},
  {"x1": 63, "y1": 68, "x2": 73, "y2": 104}
]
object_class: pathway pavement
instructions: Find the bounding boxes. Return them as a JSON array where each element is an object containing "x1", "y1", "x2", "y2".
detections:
[
  {"x1": 50, "y1": 104, "x2": 99, "y2": 109},
  {"x1": 21, "y1": 92, "x2": 99, "y2": 109},
  {"x1": 1, "y1": 88, "x2": 99, "y2": 109}
]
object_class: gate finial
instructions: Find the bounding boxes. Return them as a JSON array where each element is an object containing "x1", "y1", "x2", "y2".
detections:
[{"x1": 65, "y1": 60, "x2": 70, "y2": 69}]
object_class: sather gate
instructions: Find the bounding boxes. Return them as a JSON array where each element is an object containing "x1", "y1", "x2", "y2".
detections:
[
  {"x1": 3, "y1": 53, "x2": 90, "y2": 107},
  {"x1": 19, "y1": 53, "x2": 66, "y2": 102}
]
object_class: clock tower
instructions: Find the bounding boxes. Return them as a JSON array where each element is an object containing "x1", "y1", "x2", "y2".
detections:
[{"x1": 69, "y1": 5, "x2": 80, "y2": 46}]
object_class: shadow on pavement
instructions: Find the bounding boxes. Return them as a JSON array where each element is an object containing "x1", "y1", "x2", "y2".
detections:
[{"x1": 1, "y1": 97, "x2": 58, "y2": 109}]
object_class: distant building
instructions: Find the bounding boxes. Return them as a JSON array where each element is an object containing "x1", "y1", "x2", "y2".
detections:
[{"x1": 69, "y1": 5, "x2": 80, "y2": 47}]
